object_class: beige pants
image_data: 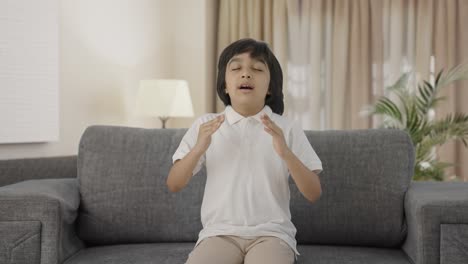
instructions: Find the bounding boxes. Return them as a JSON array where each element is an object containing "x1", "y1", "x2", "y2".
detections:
[{"x1": 185, "y1": 235, "x2": 296, "y2": 264}]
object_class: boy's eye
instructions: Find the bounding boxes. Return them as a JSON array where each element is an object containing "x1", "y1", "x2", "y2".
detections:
[
  {"x1": 253, "y1": 68, "x2": 263, "y2": 71},
  {"x1": 231, "y1": 68, "x2": 240, "y2": 71}
]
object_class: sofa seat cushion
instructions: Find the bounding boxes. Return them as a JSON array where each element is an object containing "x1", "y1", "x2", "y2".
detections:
[
  {"x1": 63, "y1": 243, "x2": 411, "y2": 264},
  {"x1": 64, "y1": 243, "x2": 193, "y2": 264},
  {"x1": 296, "y1": 245, "x2": 411, "y2": 264}
]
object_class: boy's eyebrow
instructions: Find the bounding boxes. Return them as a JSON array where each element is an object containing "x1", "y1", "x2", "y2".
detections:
[
  {"x1": 228, "y1": 56, "x2": 267, "y2": 66},
  {"x1": 228, "y1": 57, "x2": 242, "y2": 65}
]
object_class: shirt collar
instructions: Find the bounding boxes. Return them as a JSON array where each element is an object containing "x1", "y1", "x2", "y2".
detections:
[{"x1": 224, "y1": 105, "x2": 273, "y2": 125}]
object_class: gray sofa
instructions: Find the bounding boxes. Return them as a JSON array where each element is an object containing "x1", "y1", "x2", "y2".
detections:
[{"x1": 1, "y1": 125, "x2": 467, "y2": 264}]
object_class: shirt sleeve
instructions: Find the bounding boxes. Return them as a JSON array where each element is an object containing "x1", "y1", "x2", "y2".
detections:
[
  {"x1": 172, "y1": 117, "x2": 206, "y2": 176},
  {"x1": 288, "y1": 120, "x2": 323, "y2": 174}
]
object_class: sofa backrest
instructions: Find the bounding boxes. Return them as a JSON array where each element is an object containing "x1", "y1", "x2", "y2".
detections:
[{"x1": 77, "y1": 125, "x2": 414, "y2": 247}]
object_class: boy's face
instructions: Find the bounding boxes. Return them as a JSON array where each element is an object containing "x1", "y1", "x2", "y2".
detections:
[{"x1": 225, "y1": 52, "x2": 271, "y2": 109}]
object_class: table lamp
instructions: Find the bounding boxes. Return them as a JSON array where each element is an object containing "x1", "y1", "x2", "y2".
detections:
[{"x1": 135, "y1": 79, "x2": 194, "y2": 128}]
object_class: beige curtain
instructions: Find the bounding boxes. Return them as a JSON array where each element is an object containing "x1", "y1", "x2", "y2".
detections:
[
  {"x1": 215, "y1": 0, "x2": 288, "y2": 113},
  {"x1": 286, "y1": 0, "x2": 456, "y2": 131},
  {"x1": 288, "y1": 0, "x2": 468, "y2": 181},
  {"x1": 215, "y1": 0, "x2": 468, "y2": 180},
  {"x1": 432, "y1": 0, "x2": 468, "y2": 181},
  {"x1": 286, "y1": 0, "x2": 373, "y2": 130}
]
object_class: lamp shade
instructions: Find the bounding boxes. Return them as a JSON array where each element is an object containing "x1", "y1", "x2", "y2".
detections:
[{"x1": 135, "y1": 79, "x2": 194, "y2": 117}]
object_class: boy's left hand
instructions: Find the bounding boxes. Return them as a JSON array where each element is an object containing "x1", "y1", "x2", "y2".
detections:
[{"x1": 261, "y1": 113, "x2": 291, "y2": 160}]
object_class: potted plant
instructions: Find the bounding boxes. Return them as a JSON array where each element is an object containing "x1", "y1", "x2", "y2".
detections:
[{"x1": 363, "y1": 64, "x2": 468, "y2": 181}]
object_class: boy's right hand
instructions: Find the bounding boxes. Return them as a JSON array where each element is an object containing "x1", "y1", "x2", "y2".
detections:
[{"x1": 193, "y1": 114, "x2": 225, "y2": 154}]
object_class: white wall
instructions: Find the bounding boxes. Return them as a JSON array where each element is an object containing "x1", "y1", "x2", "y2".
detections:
[{"x1": 0, "y1": 0, "x2": 217, "y2": 159}]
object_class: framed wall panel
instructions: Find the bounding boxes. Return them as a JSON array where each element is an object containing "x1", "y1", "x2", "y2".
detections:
[{"x1": 0, "y1": 0, "x2": 59, "y2": 143}]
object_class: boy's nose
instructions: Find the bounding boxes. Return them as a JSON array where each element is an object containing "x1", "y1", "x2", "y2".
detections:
[{"x1": 241, "y1": 74, "x2": 251, "y2": 79}]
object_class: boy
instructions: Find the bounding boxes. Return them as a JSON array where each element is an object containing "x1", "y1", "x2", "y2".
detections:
[{"x1": 167, "y1": 38, "x2": 323, "y2": 264}]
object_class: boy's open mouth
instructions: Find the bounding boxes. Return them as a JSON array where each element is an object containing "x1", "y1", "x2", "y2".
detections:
[{"x1": 239, "y1": 84, "x2": 254, "y2": 90}]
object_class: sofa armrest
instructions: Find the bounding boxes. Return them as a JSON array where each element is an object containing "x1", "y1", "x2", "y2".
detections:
[
  {"x1": 0, "y1": 178, "x2": 85, "y2": 264},
  {"x1": 0, "y1": 155, "x2": 77, "y2": 187},
  {"x1": 402, "y1": 181, "x2": 468, "y2": 264}
]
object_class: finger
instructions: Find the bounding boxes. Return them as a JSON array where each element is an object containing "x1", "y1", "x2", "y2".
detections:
[
  {"x1": 214, "y1": 120, "x2": 223, "y2": 128},
  {"x1": 218, "y1": 115, "x2": 225, "y2": 123},
  {"x1": 269, "y1": 122, "x2": 282, "y2": 135},
  {"x1": 208, "y1": 116, "x2": 222, "y2": 125},
  {"x1": 209, "y1": 125, "x2": 221, "y2": 136},
  {"x1": 261, "y1": 117, "x2": 271, "y2": 128},
  {"x1": 215, "y1": 115, "x2": 225, "y2": 126},
  {"x1": 264, "y1": 126, "x2": 274, "y2": 135},
  {"x1": 261, "y1": 114, "x2": 276, "y2": 127},
  {"x1": 210, "y1": 117, "x2": 224, "y2": 133},
  {"x1": 202, "y1": 119, "x2": 220, "y2": 131},
  {"x1": 264, "y1": 127, "x2": 281, "y2": 140},
  {"x1": 200, "y1": 126, "x2": 212, "y2": 134},
  {"x1": 263, "y1": 123, "x2": 279, "y2": 137},
  {"x1": 260, "y1": 114, "x2": 273, "y2": 126},
  {"x1": 261, "y1": 116, "x2": 281, "y2": 135},
  {"x1": 206, "y1": 123, "x2": 220, "y2": 133},
  {"x1": 200, "y1": 123, "x2": 217, "y2": 136},
  {"x1": 215, "y1": 115, "x2": 225, "y2": 124},
  {"x1": 261, "y1": 113, "x2": 270, "y2": 120},
  {"x1": 202, "y1": 115, "x2": 224, "y2": 127},
  {"x1": 263, "y1": 116, "x2": 282, "y2": 135}
]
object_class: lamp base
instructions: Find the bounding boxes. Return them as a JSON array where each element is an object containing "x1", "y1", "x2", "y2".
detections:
[{"x1": 159, "y1": 116, "x2": 170, "y2": 128}]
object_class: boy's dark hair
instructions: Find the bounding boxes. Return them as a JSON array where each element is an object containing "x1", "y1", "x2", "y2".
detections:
[{"x1": 216, "y1": 38, "x2": 284, "y2": 115}]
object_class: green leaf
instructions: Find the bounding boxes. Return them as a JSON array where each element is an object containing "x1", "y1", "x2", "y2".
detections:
[
  {"x1": 372, "y1": 97, "x2": 404, "y2": 126},
  {"x1": 365, "y1": 63, "x2": 468, "y2": 181},
  {"x1": 434, "y1": 69, "x2": 443, "y2": 86}
]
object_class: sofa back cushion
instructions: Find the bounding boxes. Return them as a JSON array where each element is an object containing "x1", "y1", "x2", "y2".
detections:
[
  {"x1": 77, "y1": 125, "x2": 413, "y2": 247},
  {"x1": 77, "y1": 126, "x2": 205, "y2": 245},
  {"x1": 294, "y1": 129, "x2": 413, "y2": 247}
]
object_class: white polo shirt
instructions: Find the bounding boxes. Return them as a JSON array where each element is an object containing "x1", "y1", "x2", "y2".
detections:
[{"x1": 172, "y1": 105, "x2": 322, "y2": 258}]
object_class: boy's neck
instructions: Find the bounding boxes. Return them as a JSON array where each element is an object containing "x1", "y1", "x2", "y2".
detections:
[{"x1": 231, "y1": 103, "x2": 264, "y2": 117}]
